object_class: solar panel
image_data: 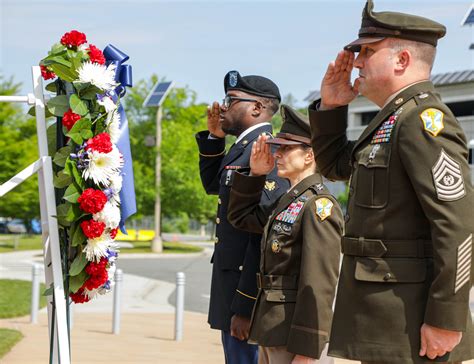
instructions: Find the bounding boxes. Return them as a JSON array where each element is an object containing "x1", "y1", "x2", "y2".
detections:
[
  {"x1": 143, "y1": 81, "x2": 174, "y2": 107},
  {"x1": 461, "y1": 5, "x2": 474, "y2": 26}
]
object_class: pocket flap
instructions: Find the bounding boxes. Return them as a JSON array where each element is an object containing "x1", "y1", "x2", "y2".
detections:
[
  {"x1": 355, "y1": 257, "x2": 426, "y2": 283},
  {"x1": 265, "y1": 289, "x2": 297, "y2": 302},
  {"x1": 358, "y1": 144, "x2": 391, "y2": 168}
]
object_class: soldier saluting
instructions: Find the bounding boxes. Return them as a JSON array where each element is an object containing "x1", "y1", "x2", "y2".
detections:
[{"x1": 309, "y1": 0, "x2": 473, "y2": 363}]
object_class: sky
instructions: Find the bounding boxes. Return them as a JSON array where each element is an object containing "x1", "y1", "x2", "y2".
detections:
[{"x1": 1, "y1": 0, "x2": 473, "y2": 107}]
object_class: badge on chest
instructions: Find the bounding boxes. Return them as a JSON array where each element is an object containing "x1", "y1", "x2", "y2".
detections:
[{"x1": 275, "y1": 200, "x2": 305, "y2": 224}]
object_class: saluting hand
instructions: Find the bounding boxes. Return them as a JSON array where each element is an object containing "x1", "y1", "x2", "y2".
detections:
[
  {"x1": 320, "y1": 50, "x2": 359, "y2": 110},
  {"x1": 207, "y1": 101, "x2": 225, "y2": 138},
  {"x1": 250, "y1": 134, "x2": 275, "y2": 177},
  {"x1": 419, "y1": 323, "x2": 462, "y2": 360}
]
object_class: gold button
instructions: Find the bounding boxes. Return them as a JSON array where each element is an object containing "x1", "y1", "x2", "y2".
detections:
[
  {"x1": 216, "y1": 217, "x2": 220, "y2": 224},
  {"x1": 214, "y1": 237, "x2": 219, "y2": 243},
  {"x1": 280, "y1": 295, "x2": 285, "y2": 301},
  {"x1": 383, "y1": 273, "x2": 392, "y2": 281},
  {"x1": 238, "y1": 265, "x2": 243, "y2": 271},
  {"x1": 218, "y1": 198, "x2": 222, "y2": 205}
]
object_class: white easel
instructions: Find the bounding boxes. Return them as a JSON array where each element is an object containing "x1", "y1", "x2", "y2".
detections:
[{"x1": 0, "y1": 66, "x2": 71, "y2": 364}]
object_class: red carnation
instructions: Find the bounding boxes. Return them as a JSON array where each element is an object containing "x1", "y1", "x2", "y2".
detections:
[
  {"x1": 62, "y1": 109, "x2": 81, "y2": 130},
  {"x1": 86, "y1": 133, "x2": 113, "y2": 153},
  {"x1": 60, "y1": 30, "x2": 87, "y2": 48},
  {"x1": 88, "y1": 44, "x2": 106, "y2": 65},
  {"x1": 110, "y1": 228, "x2": 118, "y2": 240},
  {"x1": 83, "y1": 258, "x2": 108, "y2": 290},
  {"x1": 80, "y1": 219, "x2": 105, "y2": 239},
  {"x1": 40, "y1": 65, "x2": 56, "y2": 80},
  {"x1": 78, "y1": 189, "x2": 108, "y2": 214},
  {"x1": 70, "y1": 288, "x2": 90, "y2": 304}
]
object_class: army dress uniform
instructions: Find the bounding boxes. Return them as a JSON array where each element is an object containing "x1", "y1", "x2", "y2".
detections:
[
  {"x1": 228, "y1": 105, "x2": 343, "y2": 361},
  {"x1": 196, "y1": 71, "x2": 289, "y2": 336},
  {"x1": 309, "y1": 3, "x2": 473, "y2": 362}
]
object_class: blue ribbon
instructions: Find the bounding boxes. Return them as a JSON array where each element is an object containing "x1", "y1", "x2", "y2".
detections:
[{"x1": 103, "y1": 44, "x2": 137, "y2": 234}]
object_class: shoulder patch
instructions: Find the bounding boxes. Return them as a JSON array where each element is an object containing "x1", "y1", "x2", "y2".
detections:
[
  {"x1": 264, "y1": 180, "x2": 277, "y2": 191},
  {"x1": 432, "y1": 149, "x2": 466, "y2": 201},
  {"x1": 315, "y1": 197, "x2": 333, "y2": 221},
  {"x1": 420, "y1": 108, "x2": 444, "y2": 137}
]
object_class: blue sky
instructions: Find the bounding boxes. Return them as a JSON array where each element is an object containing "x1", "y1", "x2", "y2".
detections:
[{"x1": 1, "y1": 0, "x2": 473, "y2": 107}]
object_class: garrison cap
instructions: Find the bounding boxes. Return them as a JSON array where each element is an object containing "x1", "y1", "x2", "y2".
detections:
[
  {"x1": 266, "y1": 105, "x2": 311, "y2": 146},
  {"x1": 345, "y1": 0, "x2": 446, "y2": 52},
  {"x1": 224, "y1": 70, "x2": 281, "y2": 102}
]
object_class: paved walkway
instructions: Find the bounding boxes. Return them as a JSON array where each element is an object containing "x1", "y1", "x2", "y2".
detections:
[{"x1": 0, "y1": 249, "x2": 472, "y2": 363}]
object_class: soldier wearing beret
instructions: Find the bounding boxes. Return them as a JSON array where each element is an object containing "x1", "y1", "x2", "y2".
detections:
[
  {"x1": 196, "y1": 71, "x2": 289, "y2": 363},
  {"x1": 309, "y1": 0, "x2": 473, "y2": 363},
  {"x1": 227, "y1": 105, "x2": 343, "y2": 364}
]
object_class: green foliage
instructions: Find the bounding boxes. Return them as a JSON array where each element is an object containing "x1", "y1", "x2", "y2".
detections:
[
  {"x1": 0, "y1": 76, "x2": 40, "y2": 223},
  {"x1": 0, "y1": 328, "x2": 23, "y2": 359},
  {"x1": 124, "y1": 75, "x2": 217, "y2": 223},
  {"x1": 0, "y1": 279, "x2": 47, "y2": 318}
]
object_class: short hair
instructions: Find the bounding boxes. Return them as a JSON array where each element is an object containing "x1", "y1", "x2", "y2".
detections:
[
  {"x1": 260, "y1": 97, "x2": 280, "y2": 116},
  {"x1": 387, "y1": 38, "x2": 437, "y2": 72}
]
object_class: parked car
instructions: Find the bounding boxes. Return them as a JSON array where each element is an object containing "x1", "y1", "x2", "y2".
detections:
[{"x1": 6, "y1": 219, "x2": 27, "y2": 234}]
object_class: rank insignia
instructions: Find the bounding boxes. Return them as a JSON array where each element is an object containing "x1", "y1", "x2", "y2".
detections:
[
  {"x1": 315, "y1": 198, "x2": 333, "y2": 221},
  {"x1": 271, "y1": 240, "x2": 281, "y2": 253},
  {"x1": 454, "y1": 234, "x2": 472, "y2": 293},
  {"x1": 420, "y1": 108, "x2": 444, "y2": 137},
  {"x1": 432, "y1": 149, "x2": 465, "y2": 201},
  {"x1": 265, "y1": 180, "x2": 277, "y2": 191}
]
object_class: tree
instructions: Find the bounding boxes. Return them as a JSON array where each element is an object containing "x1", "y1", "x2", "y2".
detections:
[
  {"x1": 123, "y1": 76, "x2": 217, "y2": 223},
  {"x1": 0, "y1": 76, "x2": 40, "y2": 226}
]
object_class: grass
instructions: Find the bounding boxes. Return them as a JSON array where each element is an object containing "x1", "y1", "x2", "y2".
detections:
[
  {"x1": 0, "y1": 279, "x2": 47, "y2": 319},
  {"x1": 0, "y1": 328, "x2": 23, "y2": 359},
  {"x1": 0, "y1": 234, "x2": 203, "y2": 254}
]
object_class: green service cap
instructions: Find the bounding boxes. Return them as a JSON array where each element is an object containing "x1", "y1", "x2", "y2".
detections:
[
  {"x1": 266, "y1": 105, "x2": 311, "y2": 146},
  {"x1": 345, "y1": 0, "x2": 446, "y2": 52}
]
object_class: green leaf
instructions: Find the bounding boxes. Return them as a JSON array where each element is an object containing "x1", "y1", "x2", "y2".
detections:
[
  {"x1": 80, "y1": 85, "x2": 102, "y2": 100},
  {"x1": 42, "y1": 56, "x2": 72, "y2": 68},
  {"x1": 56, "y1": 203, "x2": 72, "y2": 226},
  {"x1": 53, "y1": 170, "x2": 72, "y2": 188},
  {"x1": 47, "y1": 95, "x2": 69, "y2": 116},
  {"x1": 63, "y1": 183, "x2": 81, "y2": 203},
  {"x1": 53, "y1": 146, "x2": 72, "y2": 167},
  {"x1": 43, "y1": 284, "x2": 54, "y2": 297},
  {"x1": 69, "y1": 270, "x2": 89, "y2": 294},
  {"x1": 49, "y1": 64, "x2": 78, "y2": 82},
  {"x1": 69, "y1": 253, "x2": 88, "y2": 276},
  {"x1": 69, "y1": 94, "x2": 88, "y2": 116},
  {"x1": 71, "y1": 223, "x2": 86, "y2": 247},
  {"x1": 73, "y1": 81, "x2": 90, "y2": 93},
  {"x1": 80, "y1": 129, "x2": 93, "y2": 140},
  {"x1": 45, "y1": 82, "x2": 57, "y2": 93},
  {"x1": 67, "y1": 117, "x2": 91, "y2": 145},
  {"x1": 69, "y1": 161, "x2": 87, "y2": 190},
  {"x1": 49, "y1": 43, "x2": 67, "y2": 56}
]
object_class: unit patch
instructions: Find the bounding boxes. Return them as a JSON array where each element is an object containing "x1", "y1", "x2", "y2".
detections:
[
  {"x1": 229, "y1": 71, "x2": 238, "y2": 87},
  {"x1": 265, "y1": 180, "x2": 277, "y2": 191},
  {"x1": 454, "y1": 234, "x2": 472, "y2": 294},
  {"x1": 432, "y1": 149, "x2": 466, "y2": 201},
  {"x1": 315, "y1": 198, "x2": 333, "y2": 221},
  {"x1": 275, "y1": 200, "x2": 305, "y2": 224},
  {"x1": 370, "y1": 114, "x2": 398, "y2": 144},
  {"x1": 420, "y1": 108, "x2": 444, "y2": 137}
]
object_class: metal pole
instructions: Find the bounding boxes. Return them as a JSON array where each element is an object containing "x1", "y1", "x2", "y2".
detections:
[
  {"x1": 112, "y1": 269, "x2": 123, "y2": 335},
  {"x1": 30, "y1": 263, "x2": 41, "y2": 324},
  {"x1": 174, "y1": 272, "x2": 185, "y2": 341},
  {"x1": 68, "y1": 298, "x2": 74, "y2": 330},
  {"x1": 152, "y1": 107, "x2": 163, "y2": 253}
]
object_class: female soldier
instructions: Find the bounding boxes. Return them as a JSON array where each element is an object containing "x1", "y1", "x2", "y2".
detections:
[{"x1": 227, "y1": 105, "x2": 343, "y2": 364}]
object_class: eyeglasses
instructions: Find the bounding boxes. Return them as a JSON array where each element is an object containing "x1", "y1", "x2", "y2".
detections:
[{"x1": 222, "y1": 95, "x2": 265, "y2": 109}]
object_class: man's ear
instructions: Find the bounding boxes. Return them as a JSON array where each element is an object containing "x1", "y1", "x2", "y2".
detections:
[
  {"x1": 395, "y1": 49, "x2": 411, "y2": 73},
  {"x1": 251, "y1": 102, "x2": 264, "y2": 117}
]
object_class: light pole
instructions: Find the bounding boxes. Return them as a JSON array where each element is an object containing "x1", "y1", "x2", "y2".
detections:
[{"x1": 143, "y1": 81, "x2": 174, "y2": 253}]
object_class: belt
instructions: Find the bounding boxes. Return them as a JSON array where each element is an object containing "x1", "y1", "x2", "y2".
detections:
[
  {"x1": 256, "y1": 273, "x2": 298, "y2": 290},
  {"x1": 342, "y1": 237, "x2": 433, "y2": 258}
]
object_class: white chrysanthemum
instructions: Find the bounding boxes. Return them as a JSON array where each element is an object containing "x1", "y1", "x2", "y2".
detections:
[
  {"x1": 106, "y1": 110, "x2": 121, "y2": 144},
  {"x1": 83, "y1": 233, "x2": 113, "y2": 262},
  {"x1": 78, "y1": 62, "x2": 117, "y2": 91},
  {"x1": 98, "y1": 96, "x2": 117, "y2": 113},
  {"x1": 109, "y1": 174, "x2": 123, "y2": 193},
  {"x1": 83, "y1": 146, "x2": 123, "y2": 186},
  {"x1": 93, "y1": 201, "x2": 121, "y2": 229},
  {"x1": 83, "y1": 288, "x2": 99, "y2": 300}
]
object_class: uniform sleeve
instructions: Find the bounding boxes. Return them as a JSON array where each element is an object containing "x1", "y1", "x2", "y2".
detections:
[
  {"x1": 286, "y1": 195, "x2": 343, "y2": 358},
  {"x1": 308, "y1": 101, "x2": 355, "y2": 181},
  {"x1": 398, "y1": 102, "x2": 473, "y2": 331},
  {"x1": 195, "y1": 130, "x2": 226, "y2": 195}
]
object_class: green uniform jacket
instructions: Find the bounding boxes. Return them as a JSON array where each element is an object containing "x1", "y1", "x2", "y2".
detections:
[
  {"x1": 228, "y1": 172, "x2": 343, "y2": 359},
  {"x1": 309, "y1": 81, "x2": 473, "y2": 363}
]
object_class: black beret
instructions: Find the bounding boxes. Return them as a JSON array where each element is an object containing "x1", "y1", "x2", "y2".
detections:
[
  {"x1": 266, "y1": 105, "x2": 311, "y2": 146},
  {"x1": 224, "y1": 70, "x2": 281, "y2": 102},
  {"x1": 345, "y1": 0, "x2": 446, "y2": 52}
]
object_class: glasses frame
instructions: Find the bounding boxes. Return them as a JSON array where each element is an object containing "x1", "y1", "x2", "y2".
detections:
[{"x1": 222, "y1": 95, "x2": 265, "y2": 109}]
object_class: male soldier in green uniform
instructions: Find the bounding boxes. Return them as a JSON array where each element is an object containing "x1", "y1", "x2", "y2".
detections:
[{"x1": 309, "y1": 1, "x2": 473, "y2": 363}]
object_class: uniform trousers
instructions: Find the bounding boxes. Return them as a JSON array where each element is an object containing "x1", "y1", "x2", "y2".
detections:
[
  {"x1": 258, "y1": 343, "x2": 332, "y2": 364},
  {"x1": 360, "y1": 361, "x2": 462, "y2": 364},
  {"x1": 221, "y1": 330, "x2": 258, "y2": 364}
]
